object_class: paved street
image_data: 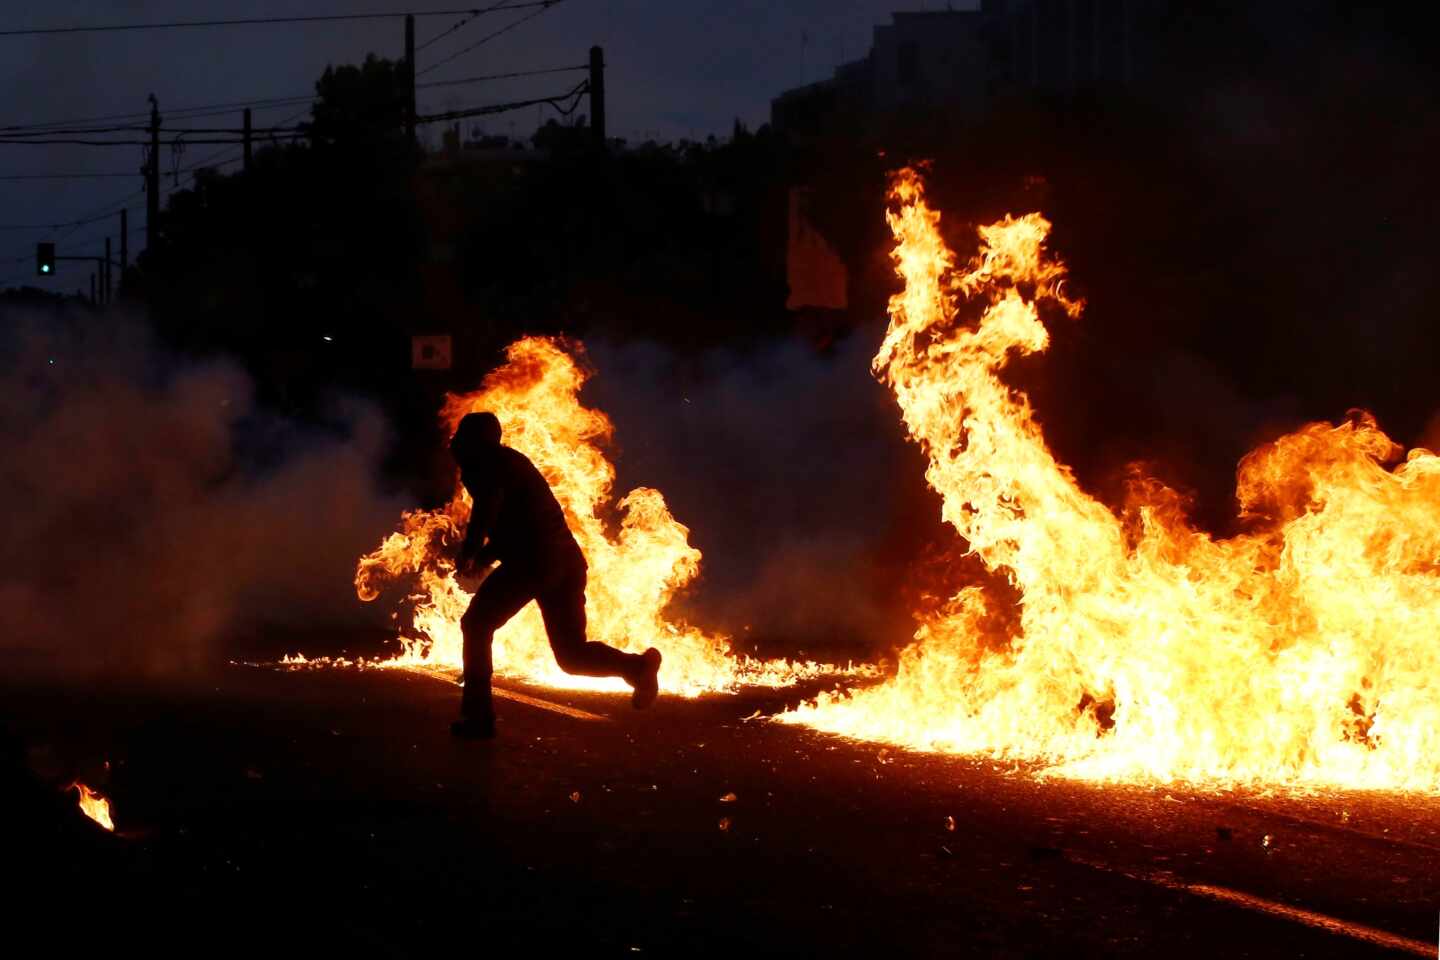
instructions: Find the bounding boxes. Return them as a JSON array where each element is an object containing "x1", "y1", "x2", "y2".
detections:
[{"x1": 4, "y1": 662, "x2": 1437, "y2": 957}]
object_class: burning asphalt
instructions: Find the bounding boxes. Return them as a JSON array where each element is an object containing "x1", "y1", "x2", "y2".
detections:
[{"x1": 4, "y1": 664, "x2": 1438, "y2": 957}]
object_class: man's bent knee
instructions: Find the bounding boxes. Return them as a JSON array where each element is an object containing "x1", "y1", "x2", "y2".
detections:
[
  {"x1": 460, "y1": 608, "x2": 503, "y2": 639},
  {"x1": 552, "y1": 647, "x2": 585, "y2": 675}
]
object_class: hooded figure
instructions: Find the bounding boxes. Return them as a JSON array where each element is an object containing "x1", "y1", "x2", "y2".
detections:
[{"x1": 448, "y1": 411, "x2": 662, "y2": 739}]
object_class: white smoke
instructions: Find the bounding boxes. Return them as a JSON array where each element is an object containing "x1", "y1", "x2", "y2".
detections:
[{"x1": 0, "y1": 306, "x2": 403, "y2": 676}]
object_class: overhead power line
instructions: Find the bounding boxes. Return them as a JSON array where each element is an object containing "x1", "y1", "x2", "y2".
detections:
[
  {"x1": 0, "y1": 94, "x2": 314, "y2": 134},
  {"x1": 0, "y1": 189, "x2": 144, "y2": 232},
  {"x1": 0, "y1": 124, "x2": 306, "y2": 138},
  {"x1": 0, "y1": 112, "x2": 311, "y2": 147},
  {"x1": 419, "y1": 64, "x2": 586, "y2": 89},
  {"x1": 417, "y1": 1, "x2": 566, "y2": 77},
  {"x1": 0, "y1": 83, "x2": 591, "y2": 153},
  {"x1": 4, "y1": 204, "x2": 135, "y2": 231},
  {"x1": 18, "y1": 141, "x2": 252, "y2": 249},
  {"x1": 0, "y1": 65, "x2": 582, "y2": 137},
  {"x1": 0, "y1": 172, "x2": 136, "y2": 181},
  {"x1": 415, "y1": 80, "x2": 588, "y2": 124},
  {"x1": 0, "y1": 183, "x2": 146, "y2": 263},
  {"x1": 0, "y1": 5, "x2": 555, "y2": 38},
  {"x1": 0, "y1": 135, "x2": 308, "y2": 147},
  {"x1": 415, "y1": 2, "x2": 500, "y2": 53},
  {"x1": 0, "y1": 138, "x2": 246, "y2": 261},
  {"x1": 164, "y1": 105, "x2": 316, "y2": 182},
  {"x1": 0, "y1": 77, "x2": 574, "y2": 227}
]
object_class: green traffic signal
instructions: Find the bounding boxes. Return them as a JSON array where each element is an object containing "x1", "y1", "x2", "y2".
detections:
[{"x1": 36, "y1": 242, "x2": 55, "y2": 277}]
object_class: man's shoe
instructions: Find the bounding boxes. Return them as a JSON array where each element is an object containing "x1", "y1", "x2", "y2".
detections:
[
  {"x1": 450, "y1": 715, "x2": 496, "y2": 740},
  {"x1": 630, "y1": 648, "x2": 662, "y2": 710}
]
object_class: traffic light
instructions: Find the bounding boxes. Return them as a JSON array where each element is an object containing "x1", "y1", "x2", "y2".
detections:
[{"x1": 36, "y1": 242, "x2": 55, "y2": 276}]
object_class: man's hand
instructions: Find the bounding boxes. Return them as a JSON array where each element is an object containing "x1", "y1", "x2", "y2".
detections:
[
  {"x1": 455, "y1": 542, "x2": 497, "y2": 578},
  {"x1": 455, "y1": 540, "x2": 478, "y2": 578},
  {"x1": 455, "y1": 552, "x2": 476, "y2": 578}
]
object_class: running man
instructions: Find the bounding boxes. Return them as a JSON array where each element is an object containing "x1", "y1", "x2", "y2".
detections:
[{"x1": 448, "y1": 412, "x2": 662, "y2": 739}]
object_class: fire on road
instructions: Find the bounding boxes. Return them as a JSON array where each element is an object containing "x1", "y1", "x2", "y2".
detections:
[
  {"x1": 356, "y1": 166, "x2": 1440, "y2": 797},
  {"x1": 8, "y1": 665, "x2": 1438, "y2": 958}
]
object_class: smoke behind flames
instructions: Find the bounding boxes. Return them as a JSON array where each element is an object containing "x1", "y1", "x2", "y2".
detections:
[
  {"x1": 0, "y1": 307, "x2": 403, "y2": 676},
  {"x1": 585, "y1": 326, "x2": 946, "y2": 660}
]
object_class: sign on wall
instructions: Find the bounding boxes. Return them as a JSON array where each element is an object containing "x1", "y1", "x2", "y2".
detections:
[{"x1": 411, "y1": 334, "x2": 453, "y2": 370}]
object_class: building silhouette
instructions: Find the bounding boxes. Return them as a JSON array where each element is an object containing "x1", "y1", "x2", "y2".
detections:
[{"x1": 773, "y1": 1, "x2": 1162, "y2": 140}]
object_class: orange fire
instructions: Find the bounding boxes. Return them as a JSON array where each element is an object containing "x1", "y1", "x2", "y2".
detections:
[
  {"x1": 72, "y1": 781, "x2": 114, "y2": 831},
  {"x1": 783, "y1": 167, "x2": 1440, "y2": 792},
  {"x1": 357, "y1": 337, "x2": 836, "y2": 695}
]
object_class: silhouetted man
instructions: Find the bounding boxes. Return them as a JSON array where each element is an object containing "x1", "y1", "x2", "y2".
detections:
[{"x1": 449, "y1": 411, "x2": 662, "y2": 739}]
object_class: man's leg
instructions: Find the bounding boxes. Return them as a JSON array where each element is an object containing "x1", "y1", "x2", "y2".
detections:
[
  {"x1": 537, "y1": 565, "x2": 662, "y2": 708},
  {"x1": 456, "y1": 563, "x2": 535, "y2": 736}
]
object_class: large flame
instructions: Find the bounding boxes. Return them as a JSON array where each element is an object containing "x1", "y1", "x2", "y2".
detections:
[
  {"x1": 357, "y1": 337, "x2": 831, "y2": 695},
  {"x1": 72, "y1": 782, "x2": 114, "y2": 831},
  {"x1": 783, "y1": 168, "x2": 1440, "y2": 791}
]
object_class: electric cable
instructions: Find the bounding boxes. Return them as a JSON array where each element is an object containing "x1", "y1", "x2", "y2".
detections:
[
  {"x1": 0, "y1": 66, "x2": 582, "y2": 137},
  {"x1": 416, "y1": 1, "x2": 565, "y2": 77},
  {"x1": 0, "y1": 5, "x2": 554, "y2": 38}
]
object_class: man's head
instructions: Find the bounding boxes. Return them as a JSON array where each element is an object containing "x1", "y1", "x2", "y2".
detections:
[{"x1": 451, "y1": 411, "x2": 502, "y2": 465}]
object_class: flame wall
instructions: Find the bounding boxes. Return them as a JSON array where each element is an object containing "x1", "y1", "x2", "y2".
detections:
[{"x1": 783, "y1": 169, "x2": 1440, "y2": 792}]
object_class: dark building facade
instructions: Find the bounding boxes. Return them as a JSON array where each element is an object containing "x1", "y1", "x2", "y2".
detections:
[{"x1": 772, "y1": 1, "x2": 1162, "y2": 139}]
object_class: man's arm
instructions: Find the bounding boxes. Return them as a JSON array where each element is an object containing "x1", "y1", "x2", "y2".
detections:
[{"x1": 458, "y1": 482, "x2": 503, "y2": 573}]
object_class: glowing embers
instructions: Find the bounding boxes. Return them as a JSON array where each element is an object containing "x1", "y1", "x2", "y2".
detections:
[
  {"x1": 783, "y1": 167, "x2": 1440, "y2": 792},
  {"x1": 72, "y1": 781, "x2": 114, "y2": 831},
  {"x1": 357, "y1": 337, "x2": 840, "y2": 696}
]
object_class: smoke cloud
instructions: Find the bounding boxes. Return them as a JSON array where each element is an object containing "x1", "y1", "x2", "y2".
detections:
[
  {"x1": 0, "y1": 306, "x2": 403, "y2": 677},
  {"x1": 586, "y1": 325, "x2": 946, "y2": 661}
]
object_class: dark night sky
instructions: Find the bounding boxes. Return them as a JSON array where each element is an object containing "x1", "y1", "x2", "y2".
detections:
[{"x1": 0, "y1": 1, "x2": 968, "y2": 291}]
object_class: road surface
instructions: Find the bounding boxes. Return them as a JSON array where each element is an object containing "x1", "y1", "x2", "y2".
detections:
[{"x1": 3, "y1": 661, "x2": 1437, "y2": 957}]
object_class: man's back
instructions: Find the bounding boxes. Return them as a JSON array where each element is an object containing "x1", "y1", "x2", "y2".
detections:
[{"x1": 460, "y1": 445, "x2": 579, "y2": 566}]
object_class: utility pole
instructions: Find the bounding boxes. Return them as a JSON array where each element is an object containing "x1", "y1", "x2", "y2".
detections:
[
  {"x1": 104, "y1": 238, "x2": 112, "y2": 306},
  {"x1": 243, "y1": 108, "x2": 252, "y2": 171},
  {"x1": 146, "y1": 94, "x2": 161, "y2": 253},
  {"x1": 89, "y1": 272, "x2": 96, "y2": 306},
  {"x1": 120, "y1": 209, "x2": 128, "y2": 273},
  {"x1": 589, "y1": 46, "x2": 606, "y2": 148},
  {"x1": 405, "y1": 15, "x2": 417, "y2": 146}
]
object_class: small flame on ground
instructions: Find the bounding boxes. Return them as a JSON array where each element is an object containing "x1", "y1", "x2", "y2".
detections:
[
  {"x1": 782, "y1": 167, "x2": 1440, "y2": 793},
  {"x1": 71, "y1": 781, "x2": 114, "y2": 831}
]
